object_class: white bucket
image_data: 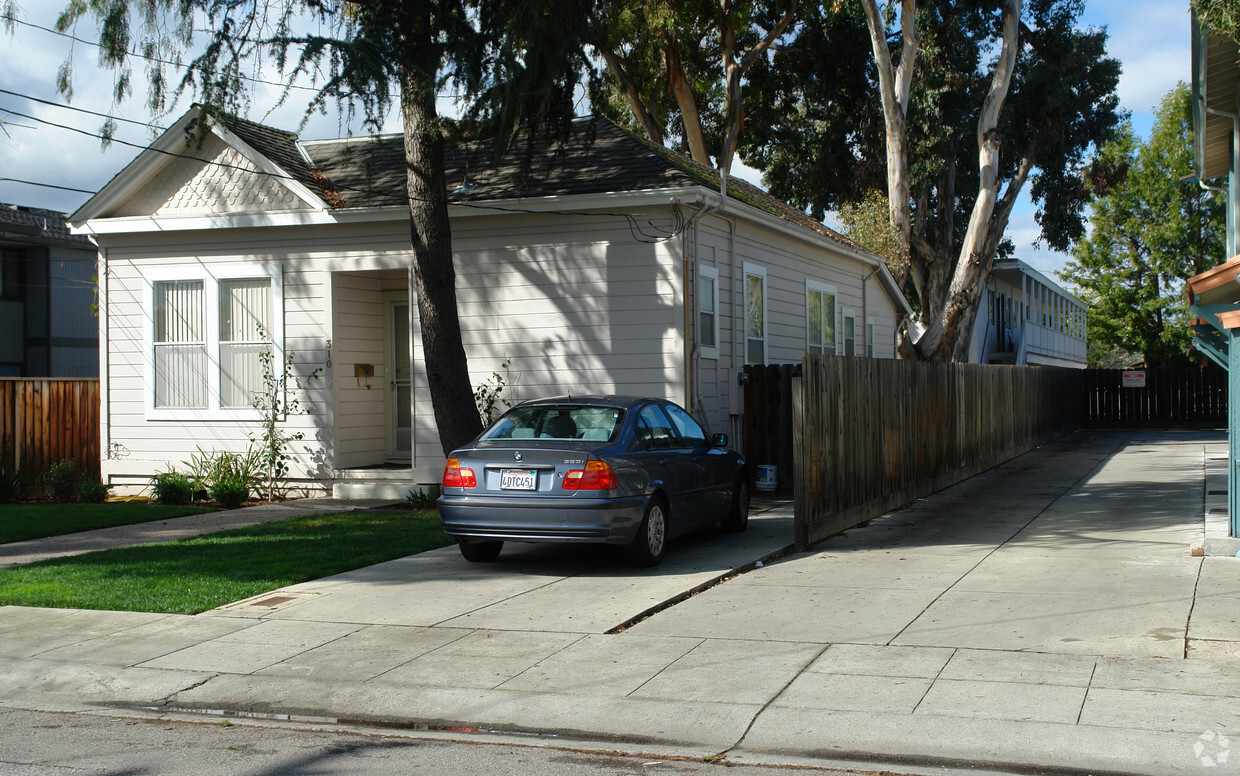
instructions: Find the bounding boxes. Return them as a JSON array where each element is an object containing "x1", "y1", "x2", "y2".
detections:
[{"x1": 755, "y1": 464, "x2": 777, "y2": 492}]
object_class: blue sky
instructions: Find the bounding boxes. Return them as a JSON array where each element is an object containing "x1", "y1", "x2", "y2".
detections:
[{"x1": 0, "y1": 0, "x2": 1191, "y2": 283}]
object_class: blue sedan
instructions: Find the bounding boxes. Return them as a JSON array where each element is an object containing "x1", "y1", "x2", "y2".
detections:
[{"x1": 438, "y1": 396, "x2": 749, "y2": 566}]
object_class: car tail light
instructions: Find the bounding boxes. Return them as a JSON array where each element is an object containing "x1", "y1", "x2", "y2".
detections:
[
  {"x1": 563, "y1": 460, "x2": 618, "y2": 491},
  {"x1": 442, "y1": 458, "x2": 477, "y2": 489}
]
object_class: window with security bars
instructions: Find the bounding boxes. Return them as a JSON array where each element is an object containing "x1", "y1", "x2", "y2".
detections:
[
  {"x1": 154, "y1": 280, "x2": 207, "y2": 408},
  {"x1": 219, "y1": 278, "x2": 272, "y2": 407},
  {"x1": 151, "y1": 274, "x2": 274, "y2": 414}
]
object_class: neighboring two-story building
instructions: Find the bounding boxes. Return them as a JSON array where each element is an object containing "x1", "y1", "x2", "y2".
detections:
[
  {"x1": 965, "y1": 258, "x2": 1087, "y2": 369},
  {"x1": 0, "y1": 203, "x2": 98, "y2": 377}
]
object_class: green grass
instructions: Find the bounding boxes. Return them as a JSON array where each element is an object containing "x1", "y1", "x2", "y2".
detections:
[
  {"x1": 0, "y1": 511, "x2": 452, "y2": 614},
  {"x1": 0, "y1": 503, "x2": 218, "y2": 545}
]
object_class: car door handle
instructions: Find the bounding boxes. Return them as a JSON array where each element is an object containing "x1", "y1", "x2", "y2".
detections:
[{"x1": 657, "y1": 458, "x2": 669, "y2": 465}]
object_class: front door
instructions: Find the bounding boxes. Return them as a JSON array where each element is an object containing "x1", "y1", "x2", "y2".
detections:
[{"x1": 383, "y1": 296, "x2": 412, "y2": 461}]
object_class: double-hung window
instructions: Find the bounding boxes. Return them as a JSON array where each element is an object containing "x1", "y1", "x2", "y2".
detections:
[
  {"x1": 806, "y1": 280, "x2": 836, "y2": 356},
  {"x1": 744, "y1": 263, "x2": 767, "y2": 365},
  {"x1": 698, "y1": 265, "x2": 719, "y2": 360},
  {"x1": 842, "y1": 311, "x2": 858, "y2": 357},
  {"x1": 147, "y1": 266, "x2": 282, "y2": 419}
]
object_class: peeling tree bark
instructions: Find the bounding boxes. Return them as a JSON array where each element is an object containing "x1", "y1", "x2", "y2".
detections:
[
  {"x1": 598, "y1": 46, "x2": 666, "y2": 146},
  {"x1": 915, "y1": 0, "x2": 1020, "y2": 362}
]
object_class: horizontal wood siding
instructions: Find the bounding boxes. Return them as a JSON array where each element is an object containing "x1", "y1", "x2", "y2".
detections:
[
  {"x1": 792, "y1": 356, "x2": 1080, "y2": 549},
  {"x1": 0, "y1": 378, "x2": 100, "y2": 477}
]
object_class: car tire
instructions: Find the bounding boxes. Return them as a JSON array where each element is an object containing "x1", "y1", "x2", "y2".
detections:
[
  {"x1": 458, "y1": 540, "x2": 503, "y2": 562},
  {"x1": 627, "y1": 497, "x2": 667, "y2": 567},
  {"x1": 721, "y1": 478, "x2": 750, "y2": 533}
]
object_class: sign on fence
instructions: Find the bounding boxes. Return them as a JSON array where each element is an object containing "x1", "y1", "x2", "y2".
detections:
[{"x1": 1122, "y1": 370, "x2": 1146, "y2": 389}]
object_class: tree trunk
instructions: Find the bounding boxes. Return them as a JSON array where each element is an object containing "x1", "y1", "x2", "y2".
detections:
[
  {"x1": 666, "y1": 39, "x2": 711, "y2": 165},
  {"x1": 912, "y1": 0, "x2": 1020, "y2": 362},
  {"x1": 598, "y1": 46, "x2": 666, "y2": 146},
  {"x1": 399, "y1": 63, "x2": 484, "y2": 455}
]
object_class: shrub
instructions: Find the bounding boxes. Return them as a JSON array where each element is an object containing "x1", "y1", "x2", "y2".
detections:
[
  {"x1": 0, "y1": 467, "x2": 31, "y2": 503},
  {"x1": 44, "y1": 460, "x2": 84, "y2": 502},
  {"x1": 77, "y1": 479, "x2": 109, "y2": 504},
  {"x1": 184, "y1": 447, "x2": 260, "y2": 502},
  {"x1": 406, "y1": 488, "x2": 438, "y2": 509},
  {"x1": 209, "y1": 474, "x2": 250, "y2": 510},
  {"x1": 152, "y1": 470, "x2": 194, "y2": 505}
]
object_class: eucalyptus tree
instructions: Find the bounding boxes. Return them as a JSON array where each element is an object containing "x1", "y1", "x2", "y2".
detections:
[
  {"x1": 1062, "y1": 83, "x2": 1224, "y2": 368},
  {"x1": 590, "y1": 0, "x2": 796, "y2": 177},
  {"x1": 54, "y1": 0, "x2": 592, "y2": 453},
  {"x1": 744, "y1": 0, "x2": 1121, "y2": 361}
]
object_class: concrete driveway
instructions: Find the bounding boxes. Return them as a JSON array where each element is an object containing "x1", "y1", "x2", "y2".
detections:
[{"x1": 207, "y1": 503, "x2": 794, "y2": 634}]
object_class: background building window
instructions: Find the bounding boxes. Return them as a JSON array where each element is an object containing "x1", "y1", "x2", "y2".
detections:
[{"x1": 843, "y1": 313, "x2": 857, "y2": 357}]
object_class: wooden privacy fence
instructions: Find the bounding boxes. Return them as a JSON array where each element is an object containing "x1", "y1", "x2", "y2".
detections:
[
  {"x1": 792, "y1": 357, "x2": 1080, "y2": 550},
  {"x1": 0, "y1": 378, "x2": 100, "y2": 478},
  {"x1": 1082, "y1": 366, "x2": 1226, "y2": 425}
]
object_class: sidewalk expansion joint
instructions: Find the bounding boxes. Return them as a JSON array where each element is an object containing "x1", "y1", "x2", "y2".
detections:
[{"x1": 605, "y1": 542, "x2": 796, "y2": 635}]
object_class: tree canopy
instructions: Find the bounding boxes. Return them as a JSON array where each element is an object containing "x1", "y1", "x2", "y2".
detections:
[
  {"x1": 1061, "y1": 83, "x2": 1225, "y2": 368},
  {"x1": 742, "y1": 0, "x2": 1122, "y2": 361}
]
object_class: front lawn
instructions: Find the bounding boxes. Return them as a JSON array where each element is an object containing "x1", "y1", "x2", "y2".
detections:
[
  {"x1": 0, "y1": 510, "x2": 452, "y2": 614},
  {"x1": 0, "y1": 503, "x2": 218, "y2": 545}
]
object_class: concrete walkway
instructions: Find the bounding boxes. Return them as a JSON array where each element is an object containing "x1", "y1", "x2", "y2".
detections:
[{"x1": 1, "y1": 430, "x2": 1238, "y2": 775}]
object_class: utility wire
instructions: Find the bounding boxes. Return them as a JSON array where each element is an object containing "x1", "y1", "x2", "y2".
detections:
[
  {"x1": 0, "y1": 177, "x2": 96, "y2": 194},
  {"x1": 0, "y1": 88, "x2": 166, "y2": 130}
]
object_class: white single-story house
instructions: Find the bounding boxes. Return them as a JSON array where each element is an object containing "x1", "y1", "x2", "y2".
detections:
[
  {"x1": 69, "y1": 107, "x2": 912, "y2": 497},
  {"x1": 965, "y1": 258, "x2": 1087, "y2": 368}
]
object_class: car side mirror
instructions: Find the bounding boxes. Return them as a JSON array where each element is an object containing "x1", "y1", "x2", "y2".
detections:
[{"x1": 712, "y1": 433, "x2": 728, "y2": 448}]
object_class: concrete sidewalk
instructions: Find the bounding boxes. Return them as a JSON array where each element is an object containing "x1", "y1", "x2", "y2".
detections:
[{"x1": 1, "y1": 429, "x2": 1238, "y2": 775}]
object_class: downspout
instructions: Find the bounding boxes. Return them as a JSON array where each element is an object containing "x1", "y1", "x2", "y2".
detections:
[
  {"x1": 97, "y1": 241, "x2": 109, "y2": 480},
  {"x1": 681, "y1": 198, "x2": 722, "y2": 430}
]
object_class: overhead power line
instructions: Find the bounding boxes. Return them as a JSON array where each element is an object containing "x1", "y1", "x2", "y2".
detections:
[
  {"x1": 0, "y1": 88, "x2": 166, "y2": 130},
  {"x1": 0, "y1": 177, "x2": 96, "y2": 194}
]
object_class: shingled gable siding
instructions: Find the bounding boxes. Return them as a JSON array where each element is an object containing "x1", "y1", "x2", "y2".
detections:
[{"x1": 112, "y1": 134, "x2": 307, "y2": 217}]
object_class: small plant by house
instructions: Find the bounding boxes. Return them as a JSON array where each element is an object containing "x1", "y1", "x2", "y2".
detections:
[
  {"x1": 151, "y1": 470, "x2": 194, "y2": 505},
  {"x1": 250, "y1": 332, "x2": 321, "y2": 501},
  {"x1": 37, "y1": 460, "x2": 109, "y2": 504},
  {"x1": 474, "y1": 358, "x2": 513, "y2": 425},
  {"x1": 406, "y1": 487, "x2": 438, "y2": 509}
]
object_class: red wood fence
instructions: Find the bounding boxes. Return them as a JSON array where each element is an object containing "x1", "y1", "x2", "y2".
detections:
[{"x1": 0, "y1": 378, "x2": 100, "y2": 478}]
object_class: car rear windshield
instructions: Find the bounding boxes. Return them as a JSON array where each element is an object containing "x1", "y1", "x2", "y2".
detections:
[{"x1": 482, "y1": 405, "x2": 625, "y2": 442}]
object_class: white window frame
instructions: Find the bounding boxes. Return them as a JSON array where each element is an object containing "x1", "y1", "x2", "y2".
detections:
[
  {"x1": 842, "y1": 308, "x2": 858, "y2": 357},
  {"x1": 743, "y1": 262, "x2": 768, "y2": 366},
  {"x1": 144, "y1": 263, "x2": 284, "y2": 421},
  {"x1": 805, "y1": 279, "x2": 837, "y2": 356},
  {"x1": 867, "y1": 323, "x2": 875, "y2": 358},
  {"x1": 698, "y1": 265, "x2": 720, "y2": 360}
]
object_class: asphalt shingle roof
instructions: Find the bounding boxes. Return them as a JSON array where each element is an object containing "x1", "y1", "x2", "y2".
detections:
[
  {"x1": 0, "y1": 203, "x2": 92, "y2": 245},
  {"x1": 290, "y1": 116, "x2": 863, "y2": 252}
]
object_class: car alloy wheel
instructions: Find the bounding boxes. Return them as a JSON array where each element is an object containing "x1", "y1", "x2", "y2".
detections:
[{"x1": 628, "y1": 498, "x2": 667, "y2": 567}]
